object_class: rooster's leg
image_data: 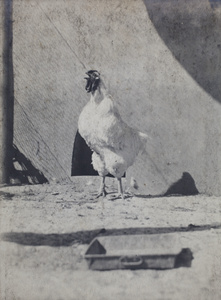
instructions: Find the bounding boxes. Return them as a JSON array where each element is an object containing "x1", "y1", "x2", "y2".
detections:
[
  {"x1": 96, "y1": 176, "x2": 107, "y2": 198},
  {"x1": 117, "y1": 178, "x2": 124, "y2": 200}
]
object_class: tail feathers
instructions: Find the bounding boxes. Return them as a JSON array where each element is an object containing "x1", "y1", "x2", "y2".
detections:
[
  {"x1": 138, "y1": 132, "x2": 149, "y2": 144},
  {"x1": 138, "y1": 132, "x2": 150, "y2": 154},
  {"x1": 130, "y1": 177, "x2": 139, "y2": 190}
]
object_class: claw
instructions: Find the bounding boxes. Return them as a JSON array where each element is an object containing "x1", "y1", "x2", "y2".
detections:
[
  {"x1": 108, "y1": 193, "x2": 123, "y2": 201},
  {"x1": 95, "y1": 187, "x2": 107, "y2": 198},
  {"x1": 108, "y1": 192, "x2": 133, "y2": 201},
  {"x1": 95, "y1": 176, "x2": 107, "y2": 198}
]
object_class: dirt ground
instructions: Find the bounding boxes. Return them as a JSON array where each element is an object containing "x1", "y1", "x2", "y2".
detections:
[{"x1": 0, "y1": 176, "x2": 221, "y2": 300}]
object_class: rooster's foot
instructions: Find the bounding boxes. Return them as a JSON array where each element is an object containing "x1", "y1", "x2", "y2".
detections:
[
  {"x1": 108, "y1": 193, "x2": 124, "y2": 201},
  {"x1": 108, "y1": 191, "x2": 133, "y2": 201},
  {"x1": 95, "y1": 188, "x2": 107, "y2": 198}
]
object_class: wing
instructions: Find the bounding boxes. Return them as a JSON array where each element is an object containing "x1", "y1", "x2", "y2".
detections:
[
  {"x1": 92, "y1": 97, "x2": 125, "y2": 148},
  {"x1": 94, "y1": 96, "x2": 142, "y2": 152},
  {"x1": 78, "y1": 95, "x2": 146, "y2": 156}
]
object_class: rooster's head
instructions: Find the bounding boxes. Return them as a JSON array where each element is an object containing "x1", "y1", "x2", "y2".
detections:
[{"x1": 84, "y1": 70, "x2": 100, "y2": 93}]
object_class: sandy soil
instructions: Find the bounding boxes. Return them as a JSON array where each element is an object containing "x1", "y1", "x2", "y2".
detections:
[{"x1": 0, "y1": 177, "x2": 221, "y2": 300}]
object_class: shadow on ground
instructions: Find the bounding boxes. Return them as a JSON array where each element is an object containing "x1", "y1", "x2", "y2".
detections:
[
  {"x1": 2, "y1": 223, "x2": 221, "y2": 247},
  {"x1": 135, "y1": 172, "x2": 199, "y2": 198}
]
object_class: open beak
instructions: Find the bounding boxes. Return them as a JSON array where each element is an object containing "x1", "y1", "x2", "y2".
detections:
[{"x1": 85, "y1": 76, "x2": 93, "y2": 93}]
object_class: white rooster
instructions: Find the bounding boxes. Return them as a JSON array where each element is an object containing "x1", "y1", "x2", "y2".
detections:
[{"x1": 78, "y1": 70, "x2": 148, "y2": 199}]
